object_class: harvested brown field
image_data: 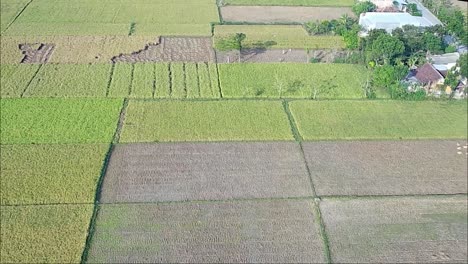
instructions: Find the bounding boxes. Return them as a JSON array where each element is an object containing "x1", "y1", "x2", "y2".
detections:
[
  {"x1": 221, "y1": 6, "x2": 353, "y2": 23},
  {"x1": 99, "y1": 142, "x2": 313, "y2": 203},
  {"x1": 112, "y1": 37, "x2": 215, "y2": 63},
  {"x1": 320, "y1": 196, "x2": 468, "y2": 263},
  {"x1": 303, "y1": 140, "x2": 468, "y2": 196},
  {"x1": 87, "y1": 199, "x2": 326, "y2": 263}
]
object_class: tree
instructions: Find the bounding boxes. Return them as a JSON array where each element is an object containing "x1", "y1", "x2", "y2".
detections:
[
  {"x1": 368, "y1": 34, "x2": 405, "y2": 64},
  {"x1": 311, "y1": 78, "x2": 336, "y2": 100},
  {"x1": 459, "y1": 53, "x2": 467, "y2": 78},
  {"x1": 361, "y1": 29, "x2": 387, "y2": 51},
  {"x1": 406, "y1": 3, "x2": 422, "y2": 16},
  {"x1": 423, "y1": 33, "x2": 444, "y2": 54},
  {"x1": 305, "y1": 20, "x2": 333, "y2": 35},
  {"x1": 373, "y1": 65, "x2": 396, "y2": 88},
  {"x1": 444, "y1": 68, "x2": 459, "y2": 89},
  {"x1": 352, "y1": 1, "x2": 377, "y2": 16},
  {"x1": 214, "y1": 33, "x2": 246, "y2": 62},
  {"x1": 342, "y1": 24, "x2": 361, "y2": 49},
  {"x1": 274, "y1": 74, "x2": 285, "y2": 98}
]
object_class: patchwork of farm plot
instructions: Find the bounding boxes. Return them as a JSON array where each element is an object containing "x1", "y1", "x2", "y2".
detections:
[{"x1": 1, "y1": 0, "x2": 467, "y2": 263}]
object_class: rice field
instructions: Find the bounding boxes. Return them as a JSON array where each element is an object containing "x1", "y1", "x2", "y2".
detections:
[
  {"x1": 2, "y1": 0, "x2": 467, "y2": 262},
  {"x1": 0, "y1": 98, "x2": 123, "y2": 144},
  {"x1": 24, "y1": 64, "x2": 111, "y2": 98},
  {"x1": 0, "y1": 64, "x2": 40, "y2": 98},
  {"x1": 289, "y1": 100, "x2": 468, "y2": 140},
  {"x1": 0, "y1": 0, "x2": 30, "y2": 33},
  {"x1": 302, "y1": 140, "x2": 468, "y2": 196},
  {"x1": 222, "y1": 0, "x2": 354, "y2": 6},
  {"x1": 0, "y1": 36, "x2": 158, "y2": 64},
  {"x1": 1, "y1": 205, "x2": 94, "y2": 264},
  {"x1": 4, "y1": 0, "x2": 219, "y2": 36},
  {"x1": 1, "y1": 144, "x2": 108, "y2": 205},
  {"x1": 120, "y1": 100, "x2": 294, "y2": 142},
  {"x1": 214, "y1": 25, "x2": 345, "y2": 49},
  {"x1": 320, "y1": 196, "x2": 468, "y2": 263},
  {"x1": 99, "y1": 142, "x2": 313, "y2": 203},
  {"x1": 219, "y1": 63, "x2": 369, "y2": 98},
  {"x1": 87, "y1": 200, "x2": 325, "y2": 263},
  {"x1": 108, "y1": 62, "x2": 220, "y2": 99}
]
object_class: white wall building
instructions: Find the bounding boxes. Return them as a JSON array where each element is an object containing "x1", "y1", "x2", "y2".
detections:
[{"x1": 358, "y1": 12, "x2": 439, "y2": 36}]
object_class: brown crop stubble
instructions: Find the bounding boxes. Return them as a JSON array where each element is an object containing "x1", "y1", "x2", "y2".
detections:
[
  {"x1": 87, "y1": 199, "x2": 326, "y2": 263},
  {"x1": 99, "y1": 142, "x2": 313, "y2": 203},
  {"x1": 320, "y1": 196, "x2": 468, "y2": 263},
  {"x1": 302, "y1": 140, "x2": 468, "y2": 196}
]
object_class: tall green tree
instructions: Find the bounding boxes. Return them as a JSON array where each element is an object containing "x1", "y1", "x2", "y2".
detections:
[
  {"x1": 459, "y1": 53, "x2": 468, "y2": 79},
  {"x1": 368, "y1": 34, "x2": 405, "y2": 64},
  {"x1": 352, "y1": 1, "x2": 377, "y2": 16}
]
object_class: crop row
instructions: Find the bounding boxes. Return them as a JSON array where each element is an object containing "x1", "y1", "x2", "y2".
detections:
[{"x1": 108, "y1": 62, "x2": 221, "y2": 99}]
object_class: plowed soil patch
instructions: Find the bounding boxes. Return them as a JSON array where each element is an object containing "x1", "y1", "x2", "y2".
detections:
[
  {"x1": 87, "y1": 200, "x2": 325, "y2": 263},
  {"x1": 321, "y1": 196, "x2": 468, "y2": 263},
  {"x1": 100, "y1": 142, "x2": 312, "y2": 203},
  {"x1": 303, "y1": 140, "x2": 468, "y2": 196}
]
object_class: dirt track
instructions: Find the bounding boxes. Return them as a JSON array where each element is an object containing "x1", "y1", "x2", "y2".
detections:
[{"x1": 221, "y1": 6, "x2": 354, "y2": 23}]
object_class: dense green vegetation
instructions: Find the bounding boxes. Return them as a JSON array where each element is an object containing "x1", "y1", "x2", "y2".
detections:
[
  {"x1": 0, "y1": 205, "x2": 94, "y2": 263},
  {"x1": 0, "y1": 99, "x2": 123, "y2": 144},
  {"x1": 290, "y1": 100, "x2": 468, "y2": 140},
  {"x1": 5, "y1": 0, "x2": 218, "y2": 36},
  {"x1": 1, "y1": 144, "x2": 108, "y2": 205},
  {"x1": 219, "y1": 63, "x2": 369, "y2": 98},
  {"x1": 120, "y1": 100, "x2": 294, "y2": 142},
  {"x1": 215, "y1": 25, "x2": 345, "y2": 49},
  {"x1": 24, "y1": 64, "x2": 111, "y2": 98},
  {"x1": 0, "y1": 64, "x2": 40, "y2": 98},
  {"x1": 222, "y1": 0, "x2": 354, "y2": 7}
]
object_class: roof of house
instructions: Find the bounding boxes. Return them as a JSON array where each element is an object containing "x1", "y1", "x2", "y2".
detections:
[
  {"x1": 429, "y1": 52, "x2": 460, "y2": 65},
  {"x1": 359, "y1": 12, "x2": 438, "y2": 33},
  {"x1": 413, "y1": 63, "x2": 444, "y2": 84}
]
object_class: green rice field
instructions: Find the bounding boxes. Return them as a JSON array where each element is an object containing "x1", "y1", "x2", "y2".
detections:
[
  {"x1": 219, "y1": 63, "x2": 369, "y2": 98},
  {"x1": 4, "y1": 0, "x2": 219, "y2": 36},
  {"x1": 289, "y1": 100, "x2": 468, "y2": 140},
  {"x1": 1, "y1": 205, "x2": 94, "y2": 263},
  {"x1": 0, "y1": 99, "x2": 123, "y2": 144},
  {"x1": 214, "y1": 25, "x2": 345, "y2": 49},
  {"x1": 1, "y1": 144, "x2": 108, "y2": 205},
  {"x1": 120, "y1": 100, "x2": 294, "y2": 142}
]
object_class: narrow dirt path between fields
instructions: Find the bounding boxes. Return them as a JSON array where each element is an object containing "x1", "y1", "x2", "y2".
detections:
[{"x1": 221, "y1": 6, "x2": 354, "y2": 23}]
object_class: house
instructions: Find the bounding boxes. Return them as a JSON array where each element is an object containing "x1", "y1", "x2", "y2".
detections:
[
  {"x1": 406, "y1": 63, "x2": 444, "y2": 89},
  {"x1": 428, "y1": 52, "x2": 460, "y2": 72},
  {"x1": 359, "y1": 12, "x2": 438, "y2": 36}
]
